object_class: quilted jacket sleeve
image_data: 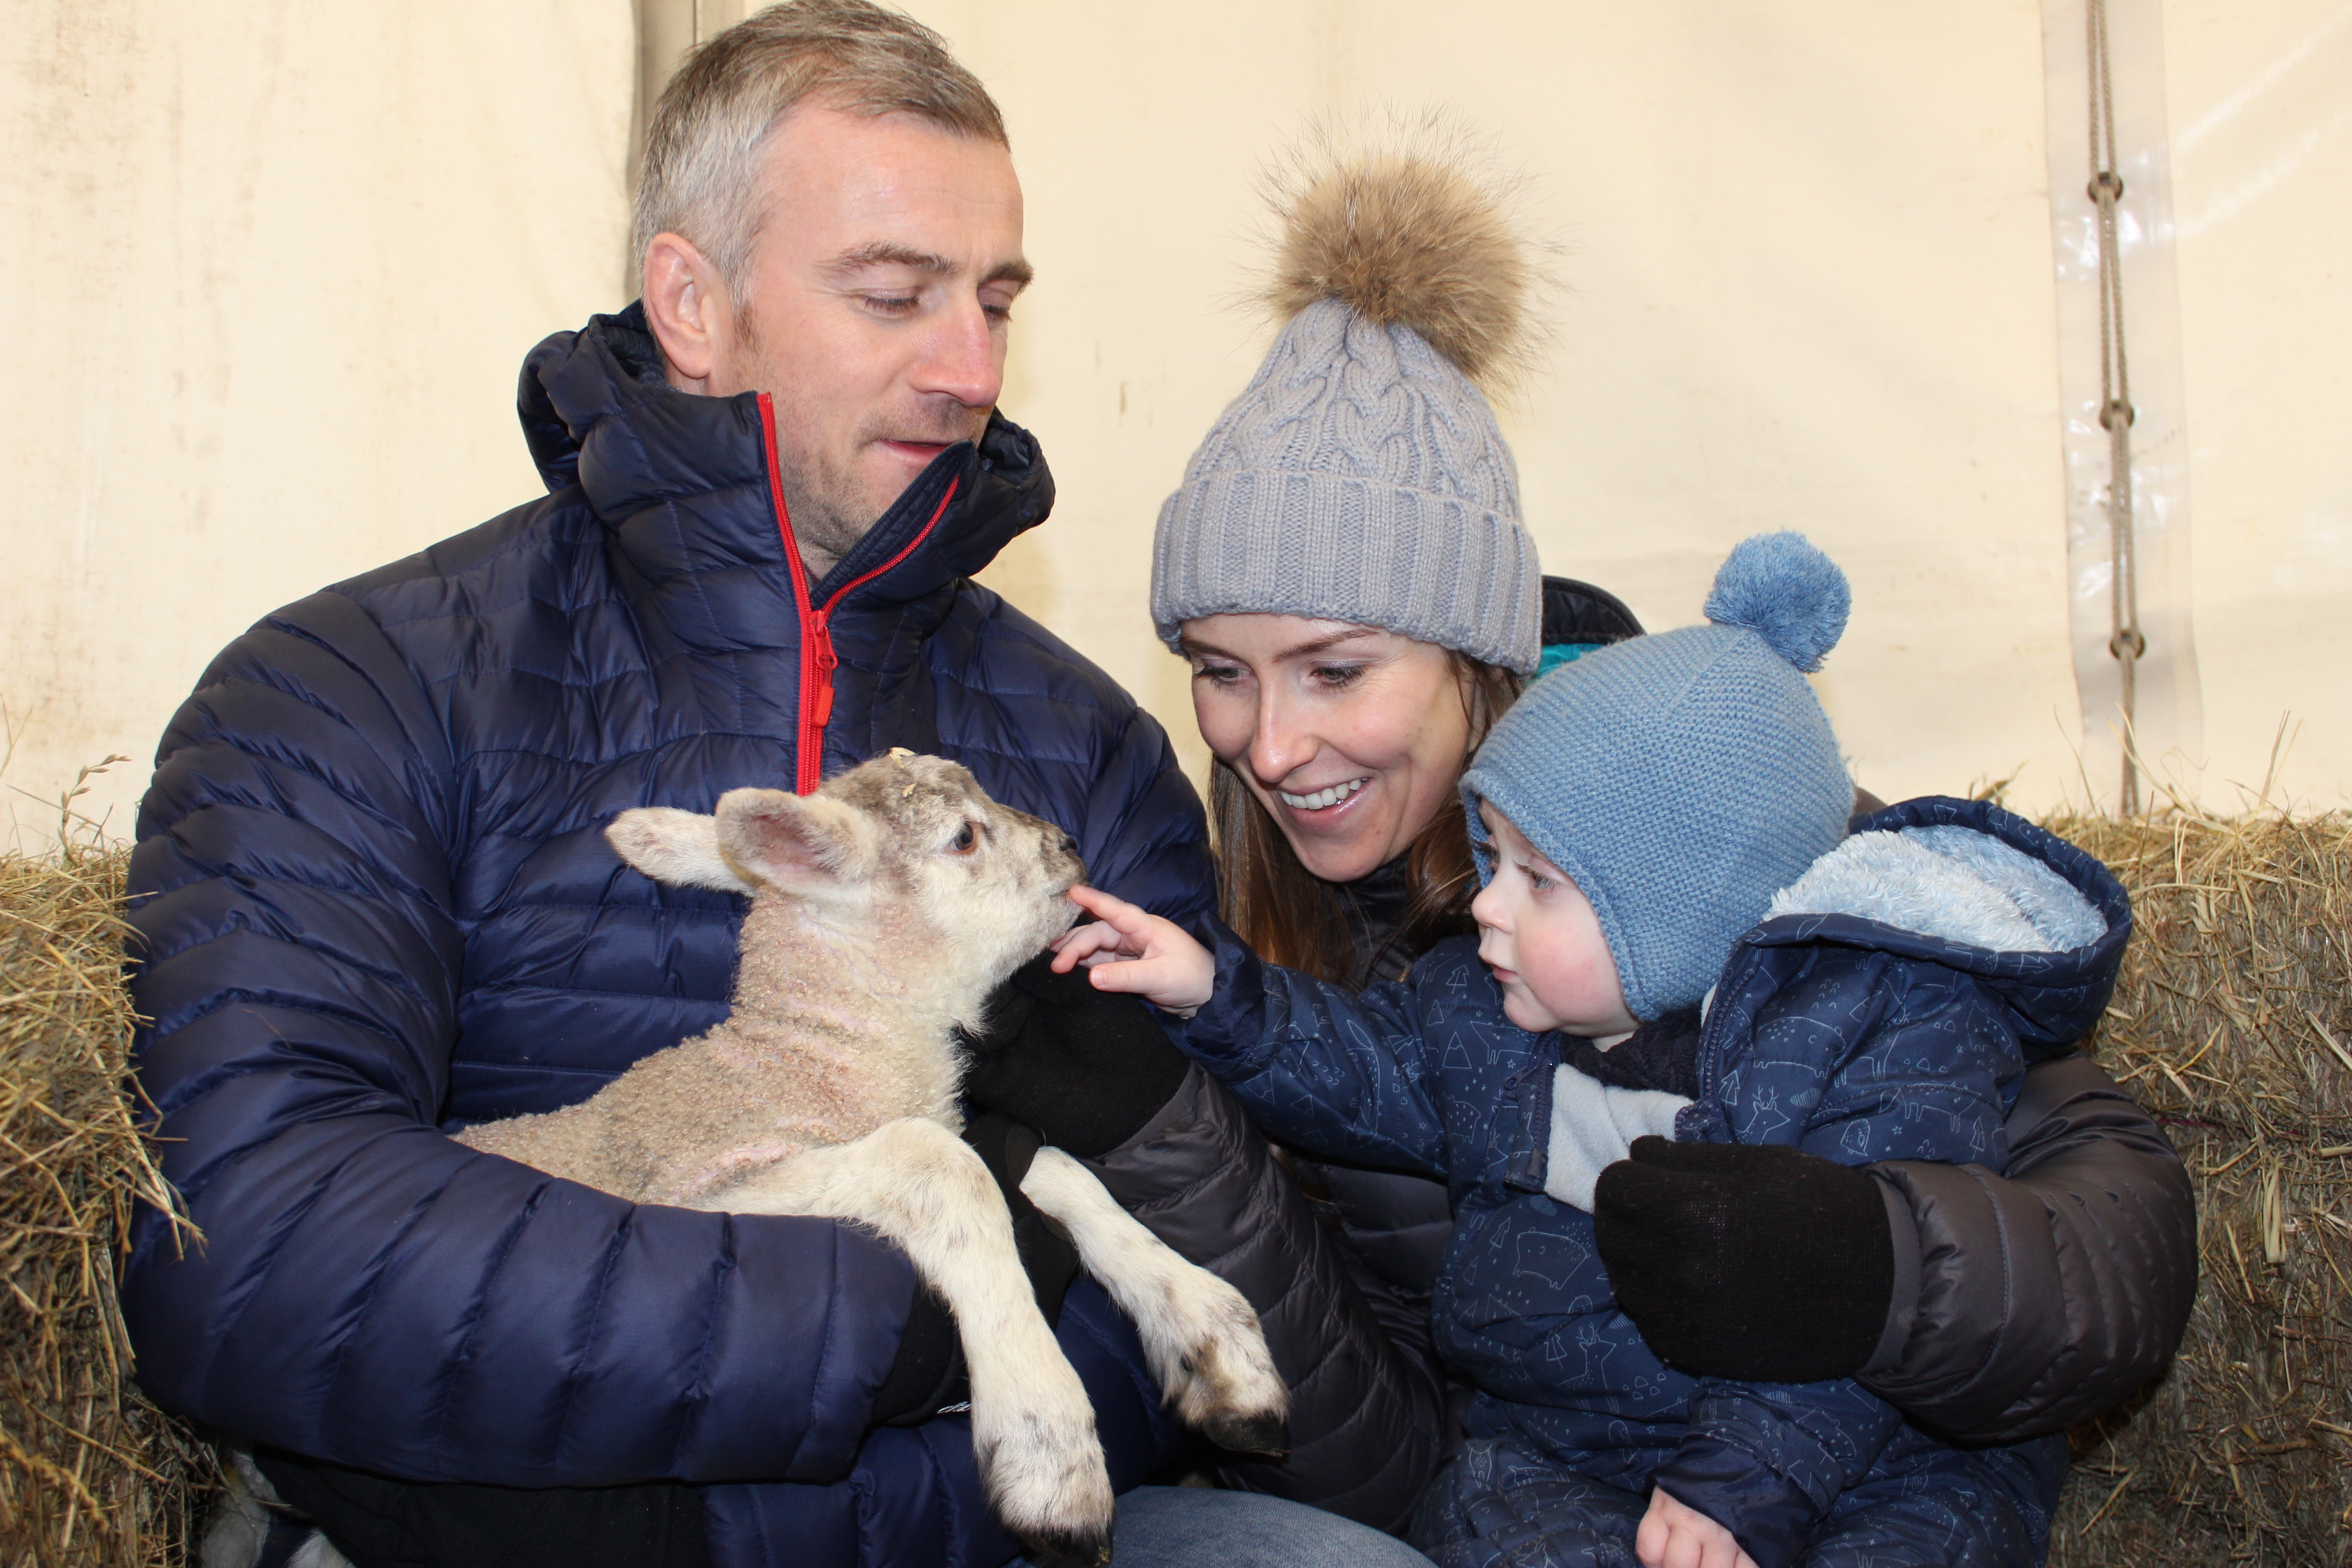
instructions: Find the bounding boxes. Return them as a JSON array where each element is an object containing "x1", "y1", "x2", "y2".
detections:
[
  {"x1": 1174, "y1": 936, "x2": 1455, "y2": 1178},
  {"x1": 119, "y1": 595, "x2": 922, "y2": 1488},
  {"x1": 1857, "y1": 1052, "x2": 2198, "y2": 1441},
  {"x1": 1051, "y1": 683, "x2": 1218, "y2": 937}
]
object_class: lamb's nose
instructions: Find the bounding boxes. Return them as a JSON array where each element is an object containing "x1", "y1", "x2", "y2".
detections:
[{"x1": 1056, "y1": 829, "x2": 1079, "y2": 860}]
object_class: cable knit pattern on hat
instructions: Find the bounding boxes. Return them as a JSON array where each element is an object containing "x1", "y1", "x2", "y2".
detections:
[
  {"x1": 1150, "y1": 144, "x2": 1544, "y2": 672},
  {"x1": 1460, "y1": 534, "x2": 1857, "y2": 1019}
]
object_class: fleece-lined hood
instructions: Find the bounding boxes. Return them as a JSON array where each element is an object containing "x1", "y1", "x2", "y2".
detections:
[{"x1": 1738, "y1": 796, "x2": 2131, "y2": 1056}]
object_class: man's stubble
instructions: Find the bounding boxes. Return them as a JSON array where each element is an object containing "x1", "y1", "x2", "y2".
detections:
[{"x1": 742, "y1": 302, "x2": 992, "y2": 576}]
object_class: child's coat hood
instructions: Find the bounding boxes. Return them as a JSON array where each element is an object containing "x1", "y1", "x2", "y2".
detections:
[{"x1": 1737, "y1": 797, "x2": 2132, "y2": 1056}]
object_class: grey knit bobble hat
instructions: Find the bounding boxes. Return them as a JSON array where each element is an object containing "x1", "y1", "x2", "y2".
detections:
[
  {"x1": 1460, "y1": 532, "x2": 1857, "y2": 1022},
  {"x1": 1152, "y1": 146, "x2": 1545, "y2": 674}
]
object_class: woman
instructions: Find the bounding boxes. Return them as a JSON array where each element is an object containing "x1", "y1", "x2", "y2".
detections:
[{"x1": 1142, "y1": 142, "x2": 2195, "y2": 1513}]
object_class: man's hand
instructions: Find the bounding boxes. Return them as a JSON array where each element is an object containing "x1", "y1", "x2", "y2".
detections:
[
  {"x1": 1051, "y1": 885, "x2": 1215, "y2": 1017},
  {"x1": 958, "y1": 949, "x2": 1192, "y2": 1158},
  {"x1": 1593, "y1": 1137, "x2": 1895, "y2": 1383},
  {"x1": 1637, "y1": 1488, "x2": 1758, "y2": 1568}
]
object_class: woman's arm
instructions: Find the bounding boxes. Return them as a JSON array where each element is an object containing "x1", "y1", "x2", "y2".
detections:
[
  {"x1": 1860, "y1": 1051, "x2": 2198, "y2": 1439},
  {"x1": 1594, "y1": 1054, "x2": 2196, "y2": 1442},
  {"x1": 1077, "y1": 1064, "x2": 1450, "y2": 1532}
]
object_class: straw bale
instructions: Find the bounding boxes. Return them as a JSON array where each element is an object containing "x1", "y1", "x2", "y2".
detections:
[
  {"x1": 2040, "y1": 809, "x2": 2352, "y2": 1568},
  {"x1": 1, "y1": 841, "x2": 211, "y2": 1567}
]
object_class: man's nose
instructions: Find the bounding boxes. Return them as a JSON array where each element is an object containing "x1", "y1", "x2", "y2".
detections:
[{"x1": 914, "y1": 298, "x2": 1003, "y2": 410}]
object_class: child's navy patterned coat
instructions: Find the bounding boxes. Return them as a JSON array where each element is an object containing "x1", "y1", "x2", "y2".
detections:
[{"x1": 1179, "y1": 798, "x2": 2132, "y2": 1568}]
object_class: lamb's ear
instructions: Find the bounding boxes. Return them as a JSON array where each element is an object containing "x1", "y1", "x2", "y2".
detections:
[
  {"x1": 607, "y1": 807, "x2": 754, "y2": 894},
  {"x1": 713, "y1": 787, "x2": 880, "y2": 898}
]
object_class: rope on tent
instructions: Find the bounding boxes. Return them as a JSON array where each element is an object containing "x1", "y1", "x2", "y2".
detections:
[{"x1": 2088, "y1": 0, "x2": 2144, "y2": 813}]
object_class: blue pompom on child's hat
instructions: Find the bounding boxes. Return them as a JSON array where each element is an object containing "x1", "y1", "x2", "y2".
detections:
[
  {"x1": 1460, "y1": 533, "x2": 1857, "y2": 1023},
  {"x1": 1701, "y1": 531, "x2": 1852, "y2": 672}
]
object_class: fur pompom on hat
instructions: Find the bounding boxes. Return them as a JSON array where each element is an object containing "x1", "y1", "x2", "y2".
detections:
[
  {"x1": 1460, "y1": 532, "x2": 1857, "y2": 1022},
  {"x1": 1151, "y1": 127, "x2": 1546, "y2": 674}
]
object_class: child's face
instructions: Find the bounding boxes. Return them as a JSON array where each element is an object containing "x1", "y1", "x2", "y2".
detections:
[{"x1": 1470, "y1": 802, "x2": 1639, "y2": 1041}]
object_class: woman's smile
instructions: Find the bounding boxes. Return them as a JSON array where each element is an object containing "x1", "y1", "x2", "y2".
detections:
[{"x1": 1275, "y1": 776, "x2": 1370, "y2": 813}]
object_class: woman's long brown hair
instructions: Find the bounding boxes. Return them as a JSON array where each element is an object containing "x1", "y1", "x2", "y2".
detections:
[{"x1": 1211, "y1": 653, "x2": 1522, "y2": 986}]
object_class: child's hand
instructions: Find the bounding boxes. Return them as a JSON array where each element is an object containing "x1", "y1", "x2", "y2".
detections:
[
  {"x1": 1637, "y1": 1489, "x2": 1757, "y2": 1568},
  {"x1": 1051, "y1": 885, "x2": 1215, "y2": 1017}
]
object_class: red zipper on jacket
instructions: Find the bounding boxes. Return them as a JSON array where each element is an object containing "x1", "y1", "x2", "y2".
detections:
[{"x1": 755, "y1": 393, "x2": 959, "y2": 794}]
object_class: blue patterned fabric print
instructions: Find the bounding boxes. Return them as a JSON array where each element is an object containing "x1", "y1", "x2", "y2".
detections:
[{"x1": 1182, "y1": 797, "x2": 2126, "y2": 1568}]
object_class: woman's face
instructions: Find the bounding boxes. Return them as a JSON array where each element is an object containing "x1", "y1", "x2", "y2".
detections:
[{"x1": 1183, "y1": 613, "x2": 1474, "y2": 884}]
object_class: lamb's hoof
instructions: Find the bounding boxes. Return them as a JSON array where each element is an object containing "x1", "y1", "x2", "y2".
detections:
[
  {"x1": 1015, "y1": 1525, "x2": 1114, "y2": 1568},
  {"x1": 1200, "y1": 1408, "x2": 1290, "y2": 1458}
]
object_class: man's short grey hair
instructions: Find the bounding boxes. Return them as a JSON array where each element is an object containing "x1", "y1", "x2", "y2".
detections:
[{"x1": 632, "y1": 0, "x2": 1007, "y2": 299}]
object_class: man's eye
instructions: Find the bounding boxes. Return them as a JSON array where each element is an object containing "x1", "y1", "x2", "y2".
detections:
[
  {"x1": 866, "y1": 294, "x2": 920, "y2": 316},
  {"x1": 948, "y1": 822, "x2": 978, "y2": 853}
]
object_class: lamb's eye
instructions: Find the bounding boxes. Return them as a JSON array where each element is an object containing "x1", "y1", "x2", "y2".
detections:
[{"x1": 947, "y1": 822, "x2": 978, "y2": 855}]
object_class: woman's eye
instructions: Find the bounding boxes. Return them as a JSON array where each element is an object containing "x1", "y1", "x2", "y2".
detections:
[
  {"x1": 948, "y1": 822, "x2": 978, "y2": 853},
  {"x1": 1192, "y1": 662, "x2": 1243, "y2": 687},
  {"x1": 1310, "y1": 664, "x2": 1367, "y2": 691}
]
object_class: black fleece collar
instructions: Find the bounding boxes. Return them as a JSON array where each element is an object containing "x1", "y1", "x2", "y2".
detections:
[{"x1": 1560, "y1": 1005, "x2": 1703, "y2": 1098}]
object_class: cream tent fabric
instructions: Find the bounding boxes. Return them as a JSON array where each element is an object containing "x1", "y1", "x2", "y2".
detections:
[
  {"x1": 3, "y1": 0, "x2": 2345, "y2": 841},
  {"x1": 1, "y1": 1, "x2": 635, "y2": 843}
]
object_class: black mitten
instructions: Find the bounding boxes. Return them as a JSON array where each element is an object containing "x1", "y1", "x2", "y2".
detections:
[
  {"x1": 958, "y1": 953, "x2": 1191, "y2": 1157},
  {"x1": 962, "y1": 1111, "x2": 1083, "y2": 1326},
  {"x1": 872, "y1": 1285, "x2": 967, "y2": 1426},
  {"x1": 1592, "y1": 1137, "x2": 1896, "y2": 1384},
  {"x1": 872, "y1": 1111, "x2": 1083, "y2": 1427}
]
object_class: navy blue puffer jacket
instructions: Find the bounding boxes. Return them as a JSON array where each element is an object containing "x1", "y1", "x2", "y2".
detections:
[{"x1": 120, "y1": 308, "x2": 1216, "y2": 1566}]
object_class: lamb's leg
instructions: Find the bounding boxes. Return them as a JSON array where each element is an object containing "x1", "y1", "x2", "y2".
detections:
[
  {"x1": 1019, "y1": 1147, "x2": 1290, "y2": 1457},
  {"x1": 705, "y1": 1121, "x2": 1115, "y2": 1568}
]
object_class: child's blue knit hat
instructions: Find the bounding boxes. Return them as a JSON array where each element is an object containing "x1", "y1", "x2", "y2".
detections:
[{"x1": 1459, "y1": 532, "x2": 1855, "y2": 1022}]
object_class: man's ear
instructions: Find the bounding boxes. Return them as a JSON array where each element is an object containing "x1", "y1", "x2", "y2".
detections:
[
  {"x1": 713, "y1": 788, "x2": 881, "y2": 899},
  {"x1": 608, "y1": 807, "x2": 753, "y2": 894},
  {"x1": 641, "y1": 231, "x2": 732, "y2": 391}
]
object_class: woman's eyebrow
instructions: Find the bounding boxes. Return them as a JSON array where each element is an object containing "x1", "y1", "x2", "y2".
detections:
[
  {"x1": 1277, "y1": 629, "x2": 1382, "y2": 659},
  {"x1": 1179, "y1": 627, "x2": 1380, "y2": 663}
]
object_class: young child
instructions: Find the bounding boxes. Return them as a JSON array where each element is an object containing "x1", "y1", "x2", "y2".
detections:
[{"x1": 1058, "y1": 533, "x2": 2129, "y2": 1568}]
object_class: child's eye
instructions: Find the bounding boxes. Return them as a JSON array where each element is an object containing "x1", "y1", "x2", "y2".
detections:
[{"x1": 1518, "y1": 860, "x2": 1555, "y2": 892}]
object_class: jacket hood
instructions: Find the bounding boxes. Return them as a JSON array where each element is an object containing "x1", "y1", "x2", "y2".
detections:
[
  {"x1": 515, "y1": 304, "x2": 1054, "y2": 609},
  {"x1": 1741, "y1": 796, "x2": 2131, "y2": 1053}
]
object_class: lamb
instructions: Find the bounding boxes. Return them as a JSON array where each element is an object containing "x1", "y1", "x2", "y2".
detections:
[{"x1": 453, "y1": 749, "x2": 1288, "y2": 1567}]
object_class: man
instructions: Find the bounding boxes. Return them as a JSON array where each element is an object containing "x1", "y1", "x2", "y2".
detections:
[{"x1": 123, "y1": 5, "x2": 1439, "y2": 1567}]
